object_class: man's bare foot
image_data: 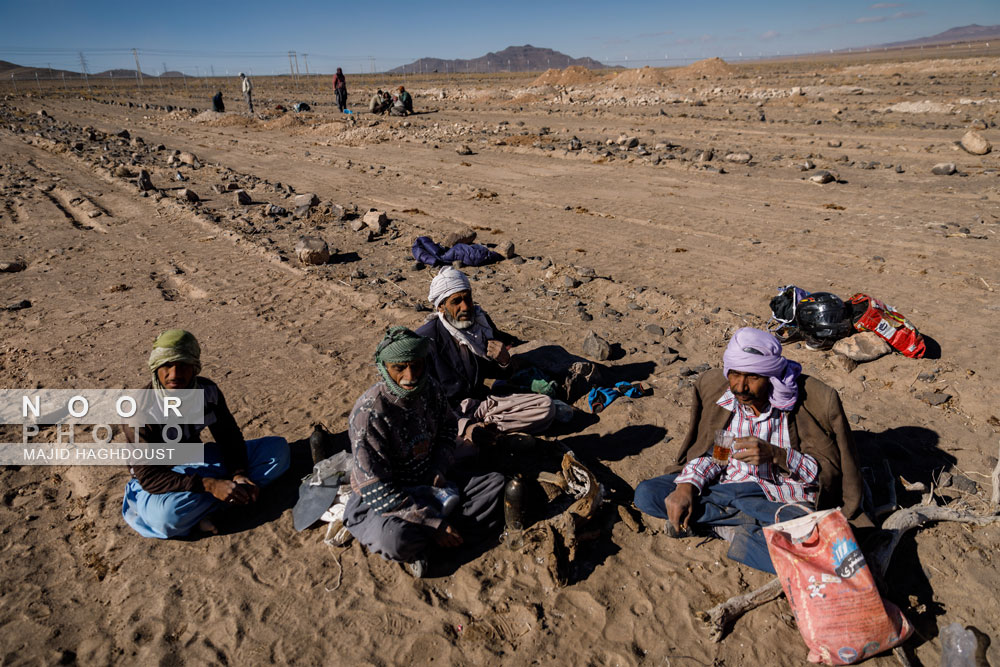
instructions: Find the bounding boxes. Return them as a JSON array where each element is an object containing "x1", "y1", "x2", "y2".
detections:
[{"x1": 198, "y1": 518, "x2": 219, "y2": 535}]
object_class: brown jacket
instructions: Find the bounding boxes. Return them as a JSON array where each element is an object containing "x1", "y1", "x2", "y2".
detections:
[{"x1": 668, "y1": 369, "x2": 872, "y2": 526}]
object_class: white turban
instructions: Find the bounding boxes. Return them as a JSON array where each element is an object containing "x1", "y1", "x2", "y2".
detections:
[{"x1": 428, "y1": 267, "x2": 471, "y2": 307}]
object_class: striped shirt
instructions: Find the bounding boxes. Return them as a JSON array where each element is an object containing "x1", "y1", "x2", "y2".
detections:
[{"x1": 675, "y1": 390, "x2": 819, "y2": 504}]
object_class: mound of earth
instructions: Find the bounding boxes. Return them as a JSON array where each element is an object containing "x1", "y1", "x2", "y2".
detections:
[
  {"x1": 885, "y1": 100, "x2": 955, "y2": 114},
  {"x1": 262, "y1": 114, "x2": 304, "y2": 130},
  {"x1": 673, "y1": 57, "x2": 736, "y2": 78},
  {"x1": 192, "y1": 110, "x2": 254, "y2": 128},
  {"x1": 531, "y1": 65, "x2": 605, "y2": 87},
  {"x1": 609, "y1": 66, "x2": 675, "y2": 87}
]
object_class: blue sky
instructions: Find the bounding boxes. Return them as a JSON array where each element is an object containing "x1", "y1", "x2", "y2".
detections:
[{"x1": 1, "y1": 0, "x2": 998, "y2": 74}]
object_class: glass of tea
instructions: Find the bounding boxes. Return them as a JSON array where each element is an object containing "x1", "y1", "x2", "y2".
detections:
[{"x1": 713, "y1": 430, "x2": 734, "y2": 465}]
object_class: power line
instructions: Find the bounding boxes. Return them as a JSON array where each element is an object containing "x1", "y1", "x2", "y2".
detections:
[{"x1": 77, "y1": 51, "x2": 90, "y2": 92}]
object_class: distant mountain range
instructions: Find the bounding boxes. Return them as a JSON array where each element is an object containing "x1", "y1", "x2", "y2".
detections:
[
  {"x1": 2, "y1": 26, "x2": 998, "y2": 81},
  {"x1": 0, "y1": 59, "x2": 156, "y2": 80},
  {"x1": 387, "y1": 45, "x2": 611, "y2": 74},
  {"x1": 875, "y1": 24, "x2": 1000, "y2": 49}
]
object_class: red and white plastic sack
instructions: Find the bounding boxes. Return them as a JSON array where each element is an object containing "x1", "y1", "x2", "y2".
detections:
[
  {"x1": 847, "y1": 293, "x2": 925, "y2": 359},
  {"x1": 764, "y1": 508, "x2": 912, "y2": 664}
]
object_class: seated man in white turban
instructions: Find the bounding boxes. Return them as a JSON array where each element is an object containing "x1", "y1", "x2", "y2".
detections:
[{"x1": 416, "y1": 267, "x2": 555, "y2": 446}]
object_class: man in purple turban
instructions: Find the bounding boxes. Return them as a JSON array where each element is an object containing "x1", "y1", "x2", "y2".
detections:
[{"x1": 634, "y1": 327, "x2": 870, "y2": 573}]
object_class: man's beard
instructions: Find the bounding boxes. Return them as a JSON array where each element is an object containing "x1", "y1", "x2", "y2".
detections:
[{"x1": 444, "y1": 311, "x2": 474, "y2": 330}]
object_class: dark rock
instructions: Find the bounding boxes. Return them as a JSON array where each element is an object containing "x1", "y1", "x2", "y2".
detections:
[
  {"x1": 234, "y1": 189, "x2": 252, "y2": 205},
  {"x1": 645, "y1": 324, "x2": 664, "y2": 336},
  {"x1": 136, "y1": 170, "x2": 154, "y2": 191},
  {"x1": 5, "y1": 299, "x2": 31, "y2": 311},
  {"x1": 917, "y1": 391, "x2": 951, "y2": 406},
  {"x1": 931, "y1": 163, "x2": 957, "y2": 176},
  {"x1": 177, "y1": 188, "x2": 199, "y2": 202},
  {"x1": 951, "y1": 474, "x2": 979, "y2": 494},
  {"x1": 582, "y1": 330, "x2": 611, "y2": 361},
  {"x1": 0, "y1": 261, "x2": 26, "y2": 273}
]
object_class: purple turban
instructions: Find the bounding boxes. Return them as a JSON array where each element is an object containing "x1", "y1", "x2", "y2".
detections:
[{"x1": 722, "y1": 327, "x2": 802, "y2": 410}]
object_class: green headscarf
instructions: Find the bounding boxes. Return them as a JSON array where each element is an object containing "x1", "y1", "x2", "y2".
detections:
[
  {"x1": 375, "y1": 326, "x2": 429, "y2": 398},
  {"x1": 148, "y1": 329, "x2": 202, "y2": 393}
]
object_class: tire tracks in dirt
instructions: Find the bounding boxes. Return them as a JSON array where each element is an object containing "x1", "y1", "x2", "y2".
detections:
[{"x1": 4, "y1": 133, "x2": 397, "y2": 431}]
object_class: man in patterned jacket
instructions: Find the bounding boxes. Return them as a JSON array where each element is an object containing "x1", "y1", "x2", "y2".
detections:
[
  {"x1": 634, "y1": 327, "x2": 870, "y2": 573},
  {"x1": 343, "y1": 326, "x2": 505, "y2": 577}
]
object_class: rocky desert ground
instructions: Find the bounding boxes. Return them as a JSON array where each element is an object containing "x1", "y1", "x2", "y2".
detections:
[{"x1": 1, "y1": 46, "x2": 999, "y2": 665}]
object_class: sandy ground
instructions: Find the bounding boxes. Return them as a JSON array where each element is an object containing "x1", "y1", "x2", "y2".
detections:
[{"x1": 1, "y1": 50, "x2": 1000, "y2": 665}]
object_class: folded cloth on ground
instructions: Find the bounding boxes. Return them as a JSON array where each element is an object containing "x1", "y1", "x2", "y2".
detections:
[{"x1": 412, "y1": 236, "x2": 502, "y2": 267}]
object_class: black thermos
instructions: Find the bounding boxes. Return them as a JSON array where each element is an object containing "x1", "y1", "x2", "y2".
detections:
[{"x1": 504, "y1": 476, "x2": 524, "y2": 530}]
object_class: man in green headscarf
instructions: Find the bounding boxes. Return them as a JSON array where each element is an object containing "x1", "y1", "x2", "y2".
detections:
[
  {"x1": 344, "y1": 326, "x2": 505, "y2": 577},
  {"x1": 121, "y1": 329, "x2": 290, "y2": 538}
]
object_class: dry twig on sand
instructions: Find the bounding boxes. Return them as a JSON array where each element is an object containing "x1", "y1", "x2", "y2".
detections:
[{"x1": 700, "y1": 504, "x2": 1000, "y2": 643}]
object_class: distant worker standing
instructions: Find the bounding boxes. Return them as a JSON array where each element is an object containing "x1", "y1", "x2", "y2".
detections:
[
  {"x1": 239, "y1": 72, "x2": 254, "y2": 115},
  {"x1": 333, "y1": 67, "x2": 348, "y2": 113}
]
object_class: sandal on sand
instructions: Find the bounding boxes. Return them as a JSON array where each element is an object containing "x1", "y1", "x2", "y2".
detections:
[{"x1": 614, "y1": 381, "x2": 650, "y2": 398}]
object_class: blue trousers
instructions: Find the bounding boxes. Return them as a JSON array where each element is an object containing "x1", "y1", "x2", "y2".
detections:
[
  {"x1": 633, "y1": 474, "x2": 808, "y2": 574},
  {"x1": 122, "y1": 436, "x2": 290, "y2": 539}
]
